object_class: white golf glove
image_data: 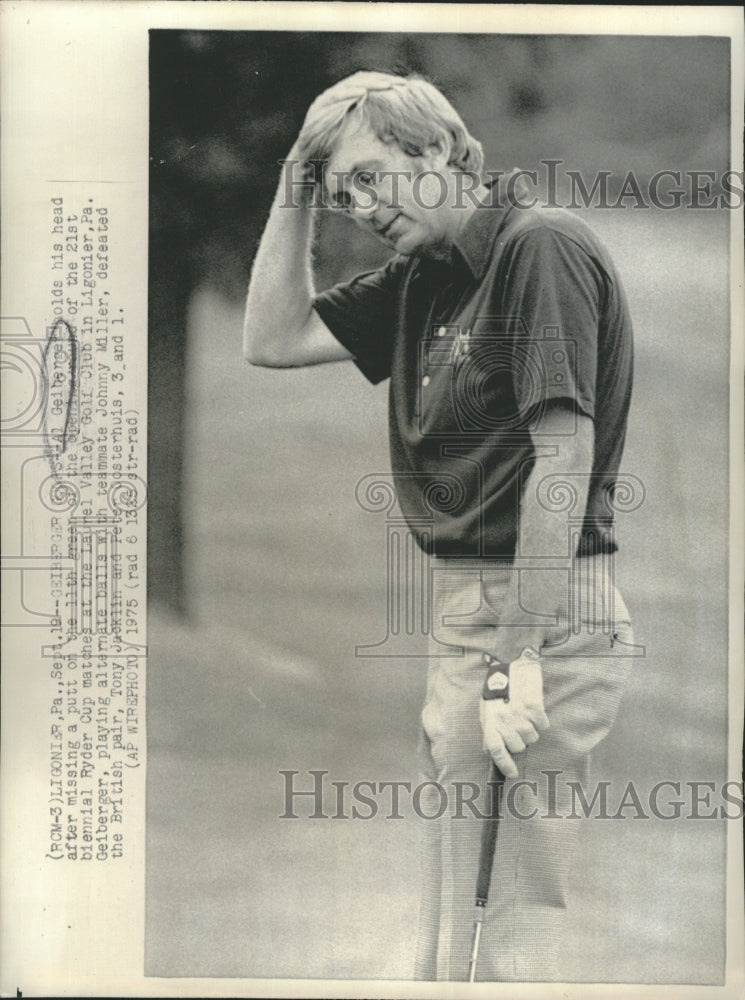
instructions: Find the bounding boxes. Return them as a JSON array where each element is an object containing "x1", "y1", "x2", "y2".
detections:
[{"x1": 479, "y1": 648, "x2": 550, "y2": 779}]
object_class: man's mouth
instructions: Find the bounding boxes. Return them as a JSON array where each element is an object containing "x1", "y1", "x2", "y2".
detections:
[{"x1": 378, "y1": 215, "x2": 401, "y2": 239}]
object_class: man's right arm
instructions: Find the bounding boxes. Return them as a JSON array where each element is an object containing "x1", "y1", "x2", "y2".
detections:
[
  {"x1": 243, "y1": 153, "x2": 351, "y2": 368},
  {"x1": 243, "y1": 156, "x2": 352, "y2": 369}
]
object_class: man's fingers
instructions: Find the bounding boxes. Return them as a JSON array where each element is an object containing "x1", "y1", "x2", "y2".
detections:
[
  {"x1": 483, "y1": 714, "x2": 525, "y2": 755},
  {"x1": 483, "y1": 735, "x2": 518, "y2": 779},
  {"x1": 515, "y1": 721, "x2": 540, "y2": 745},
  {"x1": 500, "y1": 725, "x2": 527, "y2": 755},
  {"x1": 480, "y1": 694, "x2": 548, "y2": 777},
  {"x1": 529, "y1": 708, "x2": 550, "y2": 732},
  {"x1": 488, "y1": 702, "x2": 546, "y2": 739},
  {"x1": 303, "y1": 83, "x2": 366, "y2": 132}
]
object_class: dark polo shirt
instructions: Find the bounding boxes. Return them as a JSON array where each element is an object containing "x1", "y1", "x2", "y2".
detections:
[{"x1": 314, "y1": 194, "x2": 634, "y2": 559}]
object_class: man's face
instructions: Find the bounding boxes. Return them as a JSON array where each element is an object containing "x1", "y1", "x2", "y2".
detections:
[{"x1": 324, "y1": 121, "x2": 455, "y2": 256}]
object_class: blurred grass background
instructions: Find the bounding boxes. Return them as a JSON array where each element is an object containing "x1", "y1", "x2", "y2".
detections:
[{"x1": 146, "y1": 32, "x2": 733, "y2": 982}]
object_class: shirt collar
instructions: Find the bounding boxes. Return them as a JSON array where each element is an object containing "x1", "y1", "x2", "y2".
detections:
[{"x1": 451, "y1": 171, "x2": 518, "y2": 280}]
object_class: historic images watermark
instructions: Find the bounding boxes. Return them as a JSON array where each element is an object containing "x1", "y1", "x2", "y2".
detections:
[
  {"x1": 278, "y1": 769, "x2": 745, "y2": 822},
  {"x1": 278, "y1": 159, "x2": 744, "y2": 212}
]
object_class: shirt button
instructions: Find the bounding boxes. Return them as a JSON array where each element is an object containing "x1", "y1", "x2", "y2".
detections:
[
  {"x1": 437, "y1": 326, "x2": 447, "y2": 337},
  {"x1": 422, "y1": 375, "x2": 431, "y2": 387}
]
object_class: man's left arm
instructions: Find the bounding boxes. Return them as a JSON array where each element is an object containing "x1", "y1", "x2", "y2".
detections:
[{"x1": 480, "y1": 400, "x2": 594, "y2": 778}]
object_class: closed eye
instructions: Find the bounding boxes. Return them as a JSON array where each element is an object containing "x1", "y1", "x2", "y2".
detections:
[{"x1": 328, "y1": 188, "x2": 352, "y2": 212}]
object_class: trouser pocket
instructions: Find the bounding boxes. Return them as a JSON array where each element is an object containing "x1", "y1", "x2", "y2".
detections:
[{"x1": 540, "y1": 559, "x2": 634, "y2": 660}]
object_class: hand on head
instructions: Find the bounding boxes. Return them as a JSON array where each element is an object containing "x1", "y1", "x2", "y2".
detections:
[{"x1": 292, "y1": 72, "x2": 405, "y2": 163}]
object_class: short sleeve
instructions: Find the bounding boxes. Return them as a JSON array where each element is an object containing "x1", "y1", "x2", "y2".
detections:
[
  {"x1": 313, "y1": 256, "x2": 407, "y2": 385},
  {"x1": 499, "y1": 226, "x2": 601, "y2": 419}
]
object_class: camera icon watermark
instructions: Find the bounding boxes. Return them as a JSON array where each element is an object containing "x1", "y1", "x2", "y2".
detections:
[
  {"x1": 419, "y1": 320, "x2": 578, "y2": 439},
  {"x1": 1, "y1": 316, "x2": 79, "y2": 451}
]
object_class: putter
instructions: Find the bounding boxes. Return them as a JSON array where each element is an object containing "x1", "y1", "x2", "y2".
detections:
[{"x1": 467, "y1": 759, "x2": 505, "y2": 982}]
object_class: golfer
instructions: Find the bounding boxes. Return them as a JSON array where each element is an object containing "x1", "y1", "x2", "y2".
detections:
[{"x1": 244, "y1": 71, "x2": 636, "y2": 982}]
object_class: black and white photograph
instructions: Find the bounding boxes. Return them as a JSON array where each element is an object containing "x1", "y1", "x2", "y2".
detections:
[
  {"x1": 1, "y1": 3, "x2": 743, "y2": 996},
  {"x1": 146, "y1": 16, "x2": 741, "y2": 988}
]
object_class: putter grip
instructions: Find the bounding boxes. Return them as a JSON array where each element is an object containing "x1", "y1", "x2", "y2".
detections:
[{"x1": 475, "y1": 761, "x2": 505, "y2": 905}]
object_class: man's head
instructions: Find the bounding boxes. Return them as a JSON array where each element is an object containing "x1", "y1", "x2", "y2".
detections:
[
  {"x1": 296, "y1": 71, "x2": 484, "y2": 177},
  {"x1": 296, "y1": 71, "x2": 486, "y2": 256}
]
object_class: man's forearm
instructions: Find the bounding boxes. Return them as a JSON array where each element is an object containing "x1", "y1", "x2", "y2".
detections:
[
  {"x1": 243, "y1": 159, "x2": 316, "y2": 364},
  {"x1": 490, "y1": 408, "x2": 594, "y2": 664}
]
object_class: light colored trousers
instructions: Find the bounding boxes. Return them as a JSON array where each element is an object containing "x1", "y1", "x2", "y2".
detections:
[{"x1": 415, "y1": 554, "x2": 635, "y2": 982}]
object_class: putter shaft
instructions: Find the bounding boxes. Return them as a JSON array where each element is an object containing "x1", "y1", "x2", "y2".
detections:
[
  {"x1": 467, "y1": 762, "x2": 505, "y2": 981},
  {"x1": 467, "y1": 903, "x2": 485, "y2": 982}
]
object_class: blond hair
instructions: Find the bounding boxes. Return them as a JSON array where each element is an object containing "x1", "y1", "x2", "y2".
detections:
[{"x1": 295, "y1": 71, "x2": 484, "y2": 176}]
